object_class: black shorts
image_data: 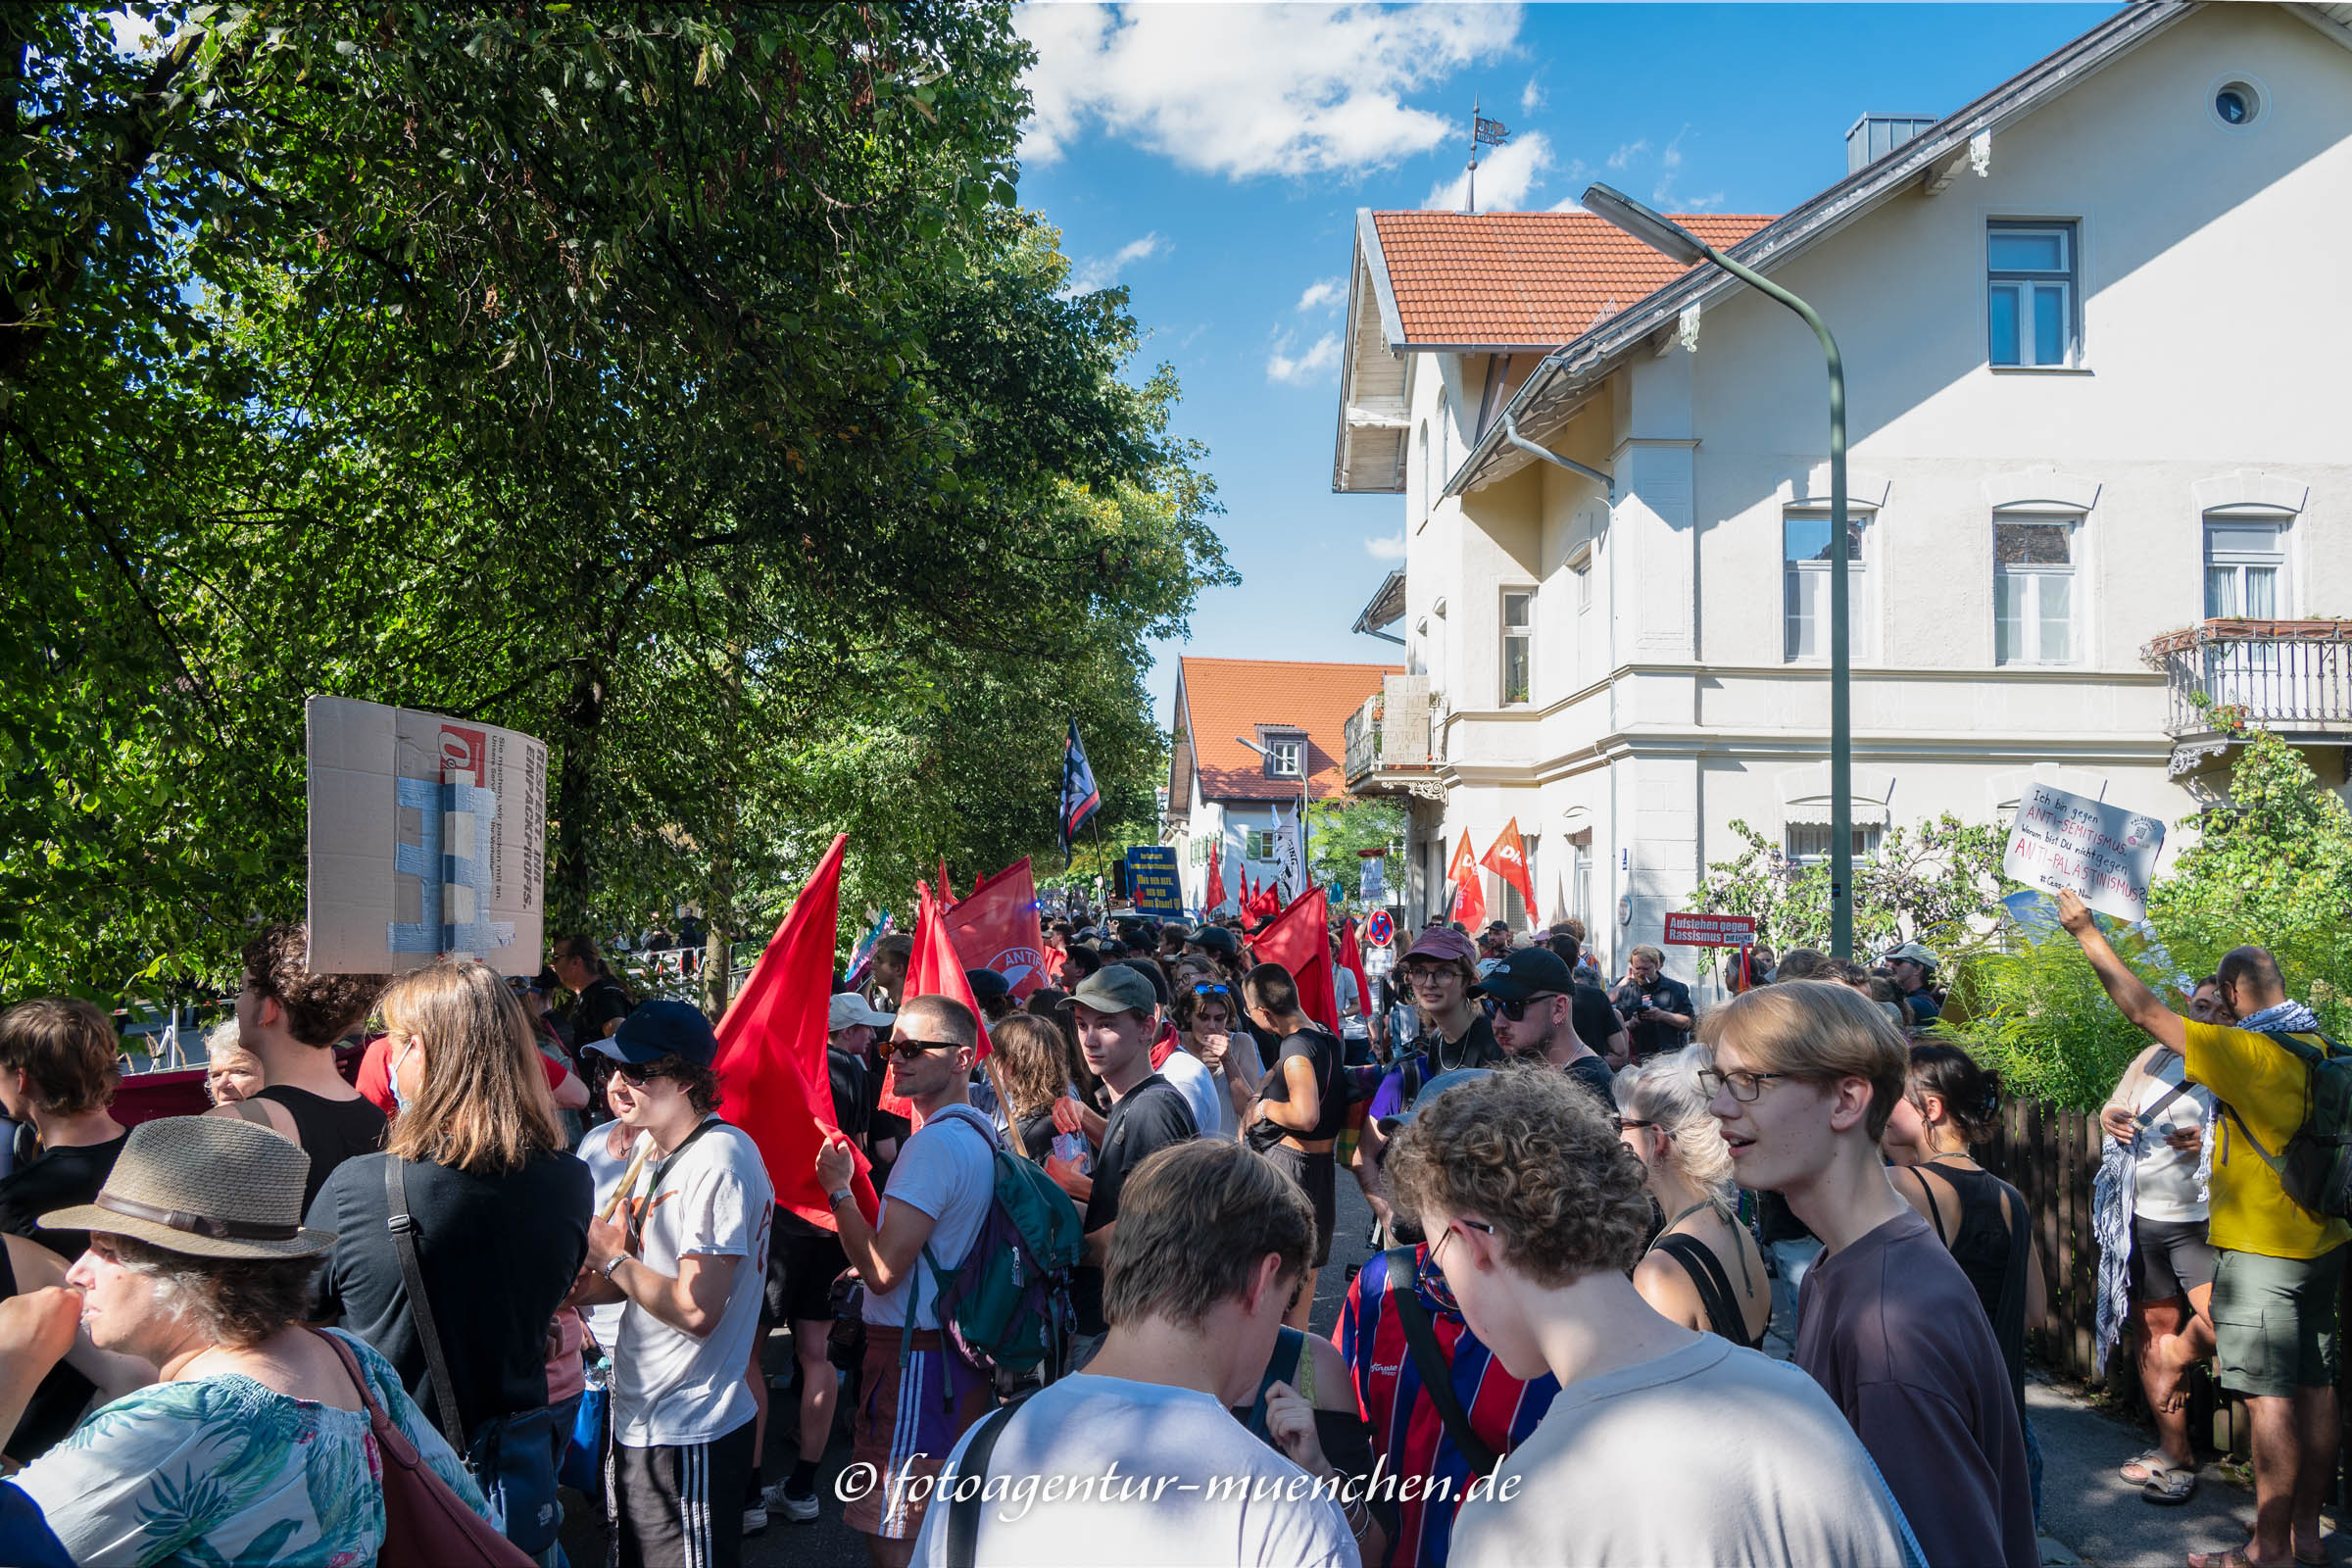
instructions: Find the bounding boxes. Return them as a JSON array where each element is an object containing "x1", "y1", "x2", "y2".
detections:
[
  {"x1": 770, "y1": 1222, "x2": 849, "y2": 1325},
  {"x1": 1263, "y1": 1145, "x2": 1336, "y2": 1268},
  {"x1": 609, "y1": 1418, "x2": 757, "y2": 1568},
  {"x1": 2132, "y1": 1214, "x2": 2218, "y2": 1303}
]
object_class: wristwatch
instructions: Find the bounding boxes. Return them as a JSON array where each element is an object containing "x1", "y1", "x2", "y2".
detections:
[{"x1": 827, "y1": 1188, "x2": 856, "y2": 1209}]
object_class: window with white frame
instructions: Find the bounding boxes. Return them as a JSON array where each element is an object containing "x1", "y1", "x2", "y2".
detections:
[
  {"x1": 1500, "y1": 589, "x2": 1533, "y2": 706},
  {"x1": 1573, "y1": 552, "x2": 1592, "y2": 610},
  {"x1": 1993, "y1": 516, "x2": 2078, "y2": 664},
  {"x1": 1987, "y1": 221, "x2": 2078, "y2": 368},
  {"x1": 1416, "y1": 423, "x2": 1430, "y2": 526},
  {"x1": 2204, "y1": 515, "x2": 2289, "y2": 619},
  {"x1": 1246, "y1": 828, "x2": 1275, "y2": 860},
  {"x1": 1262, "y1": 737, "x2": 1302, "y2": 778},
  {"x1": 1784, "y1": 512, "x2": 1872, "y2": 662},
  {"x1": 1784, "y1": 822, "x2": 1883, "y2": 865}
]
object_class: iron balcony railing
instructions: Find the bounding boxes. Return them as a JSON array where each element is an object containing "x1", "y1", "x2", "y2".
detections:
[
  {"x1": 2143, "y1": 619, "x2": 2352, "y2": 737},
  {"x1": 1343, "y1": 676, "x2": 1436, "y2": 788}
]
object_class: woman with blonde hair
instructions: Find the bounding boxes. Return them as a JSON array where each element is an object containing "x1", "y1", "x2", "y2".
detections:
[
  {"x1": 1614, "y1": 1046, "x2": 1770, "y2": 1347},
  {"x1": 990, "y1": 1012, "x2": 1081, "y2": 1162},
  {"x1": 306, "y1": 960, "x2": 592, "y2": 1559}
]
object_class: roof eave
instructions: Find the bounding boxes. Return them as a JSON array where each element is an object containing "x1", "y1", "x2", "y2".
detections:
[{"x1": 1441, "y1": 0, "x2": 2200, "y2": 499}]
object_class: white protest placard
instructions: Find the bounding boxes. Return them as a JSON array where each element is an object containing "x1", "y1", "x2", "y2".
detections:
[
  {"x1": 307, "y1": 696, "x2": 548, "y2": 975},
  {"x1": 2000, "y1": 782, "x2": 2167, "y2": 922}
]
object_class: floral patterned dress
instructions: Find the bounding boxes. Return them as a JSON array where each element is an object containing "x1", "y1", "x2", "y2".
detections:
[{"x1": 13, "y1": 1328, "x2": 488, "y2": 1566}]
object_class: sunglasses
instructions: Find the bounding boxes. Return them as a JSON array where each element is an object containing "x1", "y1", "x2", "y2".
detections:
[
  {"x1": 1494, "y1": 993, "x2": 1559, "y2": 1021},
  {"x1": 612, "y1": 1063, "x2": 674, "y2": 1087},
  {"x1": 882, "y1": 1038, "x2": 962, "y2": 1062}
]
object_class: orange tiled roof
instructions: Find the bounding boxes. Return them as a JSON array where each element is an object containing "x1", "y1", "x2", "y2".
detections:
[
  {"x1": 1371, "y1": 211, "x2": 1776, "y2": 347},
  {"x1": 1177, "y1": 657, "x2": 1398, "y2": 804}
]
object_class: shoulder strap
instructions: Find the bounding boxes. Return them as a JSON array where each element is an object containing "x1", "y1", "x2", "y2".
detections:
[
  {"x1": 1243, "y1": 1327, "x2": 1307, "y2": 1439},
  {"x1": 626, "y1": 1116, "x2": 722, "y2": 1250},
  {"x1": 1910, "y1": 1163, "x2": 1955, "y2": 1248},
  {"x1": 946, "y1": 1398, "x2": 1024, "y2": 1568},
  {"x1": 1651, "y1": 1233, "x2": 1750, "y2": 1348},
  {"x1": 1383, "y1": 1247, "x2": 1497, "y2": 1477},
  {"x1": 384, "y1": 1157, "x2": 466, "y2": 1446}
]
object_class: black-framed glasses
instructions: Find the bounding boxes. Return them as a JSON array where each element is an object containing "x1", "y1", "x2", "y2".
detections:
[
  {"x1": 612, "y1": 1063, "x2": 673, "y2": 1087},
  {"x1": 1494, "y1": 993, "x2": 1559, "y2": 1021},
  {"x1": 882, "y1": 1038, "x2": 961, "y2": 1062},
  {"x1": 1428, "y1": 1216, "x2": 1495, "y2": 1270},
  {"x1": 1696, "y1": 1067, "x2": 1796, "y2": 1102}
]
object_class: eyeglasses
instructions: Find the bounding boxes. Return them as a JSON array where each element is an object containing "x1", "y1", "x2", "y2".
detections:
[
  {"x1": 612, "y1": 1063, "x2": 674, "y2": 1087},
  {"x1": 1614, "y1": 1117, "x2": 1657, "y2": 1133},
  {"x1": 881, "y1": 1038, "x2": 961, "y2": 1062},
  {"x1": 1428, "y1": 1216, "x2": 1495, "y2": 1270},
  {"x1": 1696, "y1": 1067, "x2": 1797, "y2": 1102},
  {"x1": 1494, "y1": 993, "x2": 1559, "y2": 1021}
]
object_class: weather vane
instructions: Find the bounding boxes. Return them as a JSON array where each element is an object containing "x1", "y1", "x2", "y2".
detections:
[{"x1": 1467, "y1": 96, "x2": 1510, "y2": 214}]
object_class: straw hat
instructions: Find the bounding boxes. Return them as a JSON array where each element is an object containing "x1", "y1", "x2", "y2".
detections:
[{"x1": 41, "y1": 1115, "x2": 336, "y2": 1259}]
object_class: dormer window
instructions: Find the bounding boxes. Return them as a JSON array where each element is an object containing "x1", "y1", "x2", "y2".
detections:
[{"x1": 1260, "y1": 730, "x2": 1304, "y2": 779}]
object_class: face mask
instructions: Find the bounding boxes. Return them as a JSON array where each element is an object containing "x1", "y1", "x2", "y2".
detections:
[{"x1": 389, "y1": 1040, "x2": 416, "y2": 1114}]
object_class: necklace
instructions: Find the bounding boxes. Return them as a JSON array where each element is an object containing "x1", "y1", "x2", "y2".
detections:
[{"x1": 1925, "y1": 1150, "x2": 1976, "y2": 1168}]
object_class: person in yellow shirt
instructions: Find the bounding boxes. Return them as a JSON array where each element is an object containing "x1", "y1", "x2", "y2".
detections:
[{"x1": 2061, "y1": 889, "x2": 2345, "y2": 1568}]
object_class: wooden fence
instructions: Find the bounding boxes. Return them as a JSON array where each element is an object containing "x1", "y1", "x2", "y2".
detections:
[{"x1": 1982, "y1": 1100, "x2": 2352, "y2": 1486}]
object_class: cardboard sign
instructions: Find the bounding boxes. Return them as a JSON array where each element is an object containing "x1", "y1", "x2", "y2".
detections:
[
  {"x1": 307, "y1": 696, "x2": 547, "y2": 975},
  {"x1": 2001, "y1": 782, "x2": 2167, "y2": 922},
  {"x1": 1123, "y1": 845, "x2": 1183, "y2": 916},
  {"x1": 1662, "y1": 911, "x2": 1758, "y2": 947}
]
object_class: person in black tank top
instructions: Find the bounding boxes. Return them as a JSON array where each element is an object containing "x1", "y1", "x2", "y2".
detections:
[
  {"x1": 1614, "y1": 1048, "x2": 1771, "y2": 1348},
  {"x1": 243, "y1": 1088, "x2": 388, "y2": 1212},
  {"x1": 216, "y1": 925, "x2": 388, "y2": 1212}
]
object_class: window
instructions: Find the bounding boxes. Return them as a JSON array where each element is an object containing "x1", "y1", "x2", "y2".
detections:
[
  {"x1": 1568, "y1": 833, "x2": 1592, "y2": 924},
  {"x1": 1784, "y1": 513, "x2": 1871, "y2": 662},
  {"x1": 1262, "y1": 737, "x2": 1302, "y2": 778},
  {"x1": 1785, "y1": 823, "x2": 1883, "y2": 865},
  {"x1": 1573, "y1": 555, "x2": 1592, "y2": 610},
  {"x1": 1246, "y1": 829, "x2": 1275, "y2": 860},
  {"x1": 2204, "y1": 517, "x2": 2288, "y2": 619},
  {"x1": 1994, "y1": 517, "x2": 2077, "y2": 664},
  {"x1": 1500, "y1": 590, "x2": 1532, "y2": 706},
  {"x1": 1987, "y1": 221, "x2": 2077, "y2": 368},
  {"x1": 1416, "y1": 423, "x2": 1430, "y2": 525}
]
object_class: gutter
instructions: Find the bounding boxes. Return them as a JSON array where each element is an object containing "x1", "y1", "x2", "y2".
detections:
[{"x1": 1500, "y1": 412, "x2": 1611, "y2": 496}]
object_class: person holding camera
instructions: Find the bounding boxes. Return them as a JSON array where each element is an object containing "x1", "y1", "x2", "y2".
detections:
[{"x1": 1611, "y1": 946, "x2": 1694, "y2": 1063}]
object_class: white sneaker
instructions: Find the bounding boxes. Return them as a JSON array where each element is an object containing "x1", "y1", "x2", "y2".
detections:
[
  {"x1": 741, "y1": 1502, "x2": 769, "y2": 1535},
  {"x1": 762, "y1": 1478, "x2": 821, "y2": 1523}
]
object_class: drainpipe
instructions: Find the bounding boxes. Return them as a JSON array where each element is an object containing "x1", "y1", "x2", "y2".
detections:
[{"x1": 1500, "y1": 412, "x2": 1612, "y2": 496}]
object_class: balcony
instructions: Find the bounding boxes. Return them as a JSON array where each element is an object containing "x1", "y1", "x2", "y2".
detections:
[
  {"x1": 2143, "y1": 619, "x2": 2352, "y2": 772},
  {"x1": 1343, "y1": 675, "x2": 1443, "y2": 799}
]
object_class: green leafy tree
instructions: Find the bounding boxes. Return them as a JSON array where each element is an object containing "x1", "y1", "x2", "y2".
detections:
[
  {"x1": 1692, "y1": 814, "x2": 2013, "y2": 967},
  {"x1": 1308, "y1": 799, "x2": 1406, "y2": 906}
]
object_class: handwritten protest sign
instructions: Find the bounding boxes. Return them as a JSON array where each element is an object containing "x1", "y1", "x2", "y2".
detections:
[
  {"x1": 2000, "y1": 782, "x2": 2166, "y2": 922},
  {"x1": 307, "y1": 696, "x2": 547, "y2": 975}
]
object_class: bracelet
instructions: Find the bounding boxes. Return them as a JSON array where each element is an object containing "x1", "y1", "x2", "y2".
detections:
[
  {"x1": 827, "y1": 1188, "x2": 856, "y2": 1209},
  {"x1": 1342, "y1": 1497, "x2": 1371, "y2": 1537},
  {"x1": 600, "y1": 1253, "x2": 626, "y2": 1280}
]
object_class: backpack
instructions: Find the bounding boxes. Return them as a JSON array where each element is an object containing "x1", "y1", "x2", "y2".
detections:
[
  {"x1": 907, "y1": 1105, "x2": 1084, "y2": 1396},
  {"x1": 2226, "y1": 1031, "x2": 2352, "y2": 1219}
]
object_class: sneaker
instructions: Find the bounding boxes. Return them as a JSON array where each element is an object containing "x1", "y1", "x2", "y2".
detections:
[
  {"x1": 741, "y1": 1502, "x2": 769, "y2": 1536},
  {"x1": 762, "y1": 1478, "x2": 821, "y2": 1524}
]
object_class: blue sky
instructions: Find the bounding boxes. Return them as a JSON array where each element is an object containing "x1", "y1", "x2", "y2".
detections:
[{"x1": 1009, "y1": 2, "x2": 2117, "y2": 724}]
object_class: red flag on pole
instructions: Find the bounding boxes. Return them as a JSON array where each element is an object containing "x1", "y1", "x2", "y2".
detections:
[
  {"x1": 1249, "y1": 885, "x2": 1342, "y2": 1035},
  {"x1": 879, "y1": 879, "x2": 998, "y2": 1126},
  {"x1": 1336, "y1": 916, "x2": 1373, "y2": 1025},
  {"x1": 1446, "y1": 830, "x2": 1488, "y2": 932},
  {"x1": 1481, "y1": 817, "x2": 1537, "y2": 923},
  {"x1": 711, "y1": 834, "x2": 880, "y2": 1231},
  {"x1": 938, "y1": 858, "x2": 956, "y2": 907},
  {"x1": 946, "y1": 858, "x2": 1048, "y2": 1000},
  {"x1": 1204, "y1": 843, "x2": 1227, "y2": 916}
]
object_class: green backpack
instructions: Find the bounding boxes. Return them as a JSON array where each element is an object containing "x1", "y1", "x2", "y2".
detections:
[
  {"x1": 905, "y1": 1106, "x2": 1085, "y2": 1390},
  {"x1": 2227, "y1": 1031, "x2": 2352, "y2": 1219}
]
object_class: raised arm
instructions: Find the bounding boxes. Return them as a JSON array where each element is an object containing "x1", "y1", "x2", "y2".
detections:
[{"x1": 2057, "y1": 890, "x2": 2184, "y2": 1054}]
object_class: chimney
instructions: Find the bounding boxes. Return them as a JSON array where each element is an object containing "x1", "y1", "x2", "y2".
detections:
[{"x1": 1845, "y1": 115, "x2": 1937, "y2": 174}]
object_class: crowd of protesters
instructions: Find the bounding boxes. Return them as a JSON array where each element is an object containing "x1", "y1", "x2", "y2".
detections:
[{"x1": 0, "y1": 885, "x2": 2340, "y2": 1568}]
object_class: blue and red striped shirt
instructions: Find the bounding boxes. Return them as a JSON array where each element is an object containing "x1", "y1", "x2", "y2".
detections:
[{"x1": 1335, "y1": 1246, "x2": 1557, "y2": 1568}]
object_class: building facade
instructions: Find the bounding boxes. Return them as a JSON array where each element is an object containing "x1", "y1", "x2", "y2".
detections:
[{"x1": 1336, "y1": 1, "x2": 2352, "y2": 964}]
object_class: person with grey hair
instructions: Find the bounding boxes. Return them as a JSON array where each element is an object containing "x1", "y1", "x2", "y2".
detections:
[
  {"x1": 9, "y1": 1115, "x2": 489, "y2": 1563},
  {"x1": 1615, "y1": 1047, "x2": 1770, "y2": 1347}
]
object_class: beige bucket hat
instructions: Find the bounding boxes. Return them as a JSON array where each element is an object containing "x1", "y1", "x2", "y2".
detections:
[{"x1": 41, "y1": 1114, "x2": 337, "y2": 1259}]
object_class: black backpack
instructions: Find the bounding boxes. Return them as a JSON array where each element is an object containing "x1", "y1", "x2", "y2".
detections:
[{"x1": 2226, "y1": 1031, "x2": 2352, "y2": 1219}]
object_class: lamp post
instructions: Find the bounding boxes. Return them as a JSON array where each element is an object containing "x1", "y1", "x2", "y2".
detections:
[
  {"x1": 1582, "y1": 182, "x2": 1855, "y2": 958},
  {"x1": 1234, "y1": 735, "x2": 1311, "y2": 901}
]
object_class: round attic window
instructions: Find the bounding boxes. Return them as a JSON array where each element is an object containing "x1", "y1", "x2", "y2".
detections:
[{"x1": 2212, "y1": 79, "x2": 2263, "y2": 128}]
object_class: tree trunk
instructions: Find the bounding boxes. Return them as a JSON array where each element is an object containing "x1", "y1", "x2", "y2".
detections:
[{"x1": 550, "y1": 658, "x2": 606, "y2": 931}]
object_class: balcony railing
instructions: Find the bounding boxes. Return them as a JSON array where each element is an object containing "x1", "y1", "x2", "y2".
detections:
[
  {"x1": 1344, "y1": 675, "x2": 1438, "y2": 792},
  {"x1": 2143, "y1": 619, "x2": 2352, "y2": 738}
]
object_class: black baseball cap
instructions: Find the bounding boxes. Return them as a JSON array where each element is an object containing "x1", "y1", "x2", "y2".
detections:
[
  {"x1": 963, "y1": 968, "x2": 1012, "y2": 1003},
  {"x1": 1188, "y1": 926, "x2": 1240, "y2": 957},
  {"x1": 1473, "y1": 946, "x2": 1577, "y2": 1004},
  {"x1": 586, "y1": 999, "x2": 718, "y2": 1068}
]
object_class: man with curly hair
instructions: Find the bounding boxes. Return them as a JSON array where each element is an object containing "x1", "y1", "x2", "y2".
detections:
[
  {"x1": 1384, "y1": 1064, "x2": 1922, "y2": 1567},
  {"x1": 207, "y1": 924, "x2": 387, "y2": 1211}
]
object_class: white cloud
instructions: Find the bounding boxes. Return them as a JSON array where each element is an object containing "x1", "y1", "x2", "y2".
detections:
[
  {"x1": 1366, "y1": 531, "x2": 1407, "y2": 562},
  {"x1": 1296, "y1": 276, "x2": 1346, "y2": 314},
  {"x1": 1549, "y1": 193, "x2": 1588, "y2": 215},
  {"x1": 1266, "y1": 329, "x2": 1343, "y2": 386},
  {"x1": 1520, "y1": 77, "x2": 1544, "y2": 115},
  {"x1": 1424, "y1": 128, "x2": 1552, "y2": 212},
  {"x1": 1606, "y1": 138, "x2": 1649, "y2": 171},
  {"x1": 1018, "y1": 3, "x2": 1525, "y2": 179},
  {"x1": 1067, "y1": 231, "x2": 1167, "y2": 294},
  {"x1": 1647, "y1": 126, "x2": 1724, "y2": 213}
]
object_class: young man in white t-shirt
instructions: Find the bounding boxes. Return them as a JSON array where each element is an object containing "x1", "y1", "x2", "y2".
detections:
[
  {"x1": 911, "y1": 1137, "x2": 1363, "y2": 1566},
  {"x1": 1383, "y1": 1064, "x2": 1923, "y2": 1568},
  {"x1": 815, "y1": 994, "x2": 999, "y2": 1567},
  {"x1": 577, "y1": 1001, "x2": 775, "y2": 1568}
]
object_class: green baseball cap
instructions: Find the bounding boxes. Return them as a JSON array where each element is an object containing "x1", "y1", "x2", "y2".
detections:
[{"x1": 1058, "y1": 964, "x2": 1158, "y2": 1016}]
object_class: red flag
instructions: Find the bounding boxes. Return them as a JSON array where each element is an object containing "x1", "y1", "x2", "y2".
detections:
[
  {"x1": 1446, "y1": 830, "x2": 1487, "y2": 931},
  {"x1": 1239, "y1": 865, "x2": 1253, "y2": 907},
  {"x1": 1204, "y1": 843, "x2": 1227, "y2": 915},
  {"x1": 1250, "y1": 886, "x2": 1342, "y2": 1035},
  {"x1": 910, "y1": 879, "x2": 995, "y2": 1063},
  {"x1": 711, "y1": 834, "x2": 880, "y2": 1232},
  {"x1": 946, "y1": 858, "x2": 1049, "y2": 1000},
  {"x1": 1481, "y1": 817, "x2": 1537, "y2": 921},
  {"x1": 1336, "y1": 916, "x2": 1373, "y2": 1024},
  {"x1": 938, "y1": 858, "x2": 956, "y2": 906}
]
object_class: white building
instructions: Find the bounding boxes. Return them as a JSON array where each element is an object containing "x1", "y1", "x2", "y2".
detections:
[{"x1": 1334, "y1": 0, "x2": 2352, "y2": 961}]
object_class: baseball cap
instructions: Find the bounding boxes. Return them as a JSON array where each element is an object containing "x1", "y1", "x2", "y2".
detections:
[
  {"x1": 1474, "y1": 946, "x2": 1577, "y2": 1003},
  {"x1": 826, "y1": 993, "x2": 895, "y2": 1032},
  {"x1": 1058, "y1": 965, "x2": 1158, "y2": 1016},
  {"x1": 587, "y1": 999, "x2": 718, "y2": 1068},
  {"x1": 1884, "y1": 942, "x2": 1938, "y2": 969},
  {"x1": 1402, "y1": 927, "x2": 1479, "y2": 966},
  {"x1": 1188, "y1": 925, "x2": 1240, "y2": 958},
  {"x1": 964, "y1": 968, "x2": 1012, "y2": 1003}
]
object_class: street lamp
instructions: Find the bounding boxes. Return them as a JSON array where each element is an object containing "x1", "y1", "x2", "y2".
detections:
[
  {"x1": 1583, "y1": 182, "x2": 1856, "y2": 957},
  {"x1": 1234, "y1": 735, "x2": 1311, "y2": 901}
]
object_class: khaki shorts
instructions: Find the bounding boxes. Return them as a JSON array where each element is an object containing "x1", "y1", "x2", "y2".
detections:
[{"x1": 2212, "y1": 1245, "x2": 2347, "y2": 1397}]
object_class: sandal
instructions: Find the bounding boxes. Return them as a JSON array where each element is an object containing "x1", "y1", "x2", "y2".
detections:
[
  {"x1": 2123, "y1": 1447, "x2": 2173, "y2": 1484},
  {"x1": 2141, "y1": 1466, "x2": 2198, "y2": 1506}
]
